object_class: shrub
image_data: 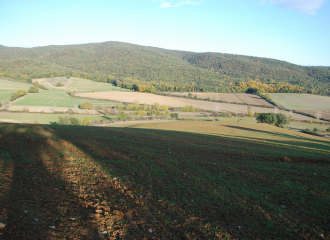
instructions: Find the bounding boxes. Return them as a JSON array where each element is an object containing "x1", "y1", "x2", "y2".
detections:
[
  {"x1": 10, "y1": 89, "x2": 28, "y2": 101},
  {"x1": 161, "y1": 113, "x2": 171, "y2": 120},
  {"x1": 256, "y1": 113, "x2": 277, "y2": 125},
  {"x1": 148, "y1": 109, "x2": 161, "y2": 116},
  {"x1": 69, "y1": 117, "x2": 81, "y2": 125},
  {"x1": 39, "y1": 85, "x2": 49, "y2": 90},
  {"x1": 216, "y1": 112, "x2": 232, "y2": 117},
  {"x1": 57, "y1": 116, "x2": 70, "y2": 125},
  {"x1": 68, "y1": 91, "x2": 75, "y2": 97},
  {"x1": 275, "y1": 113, "x2": 290, "y2": 127},
  {"x1": 81, "y1": 117, "x2": 90, "y2": 126},
  {"x1": 264, "y1": 94, "x2": 271, "y2": 100},
  {"x1": 326, "y1": 127, "x2": 330, "y2": 132},
  {"x1": 56, "y1": 82, "x2": 64, "y2": 87},
  {"x1": 34, "y1": 81, "x2": 41, "y2": 88},
  {"x1": 80, "y1": 102, "x2": 93, "y2": 109},
  {"x1": 181, "y1": 106, "x2": 195, "y2": 112},
  {"x1": 256, "y1": 113, "x2": 289, "y2": 127},
  {"x1": 136, "y1": 110, "x2": 147, "y2": 116},
  {"x1": 170, "y1": 113, "x2": 179, "y2": 119},
  {"x1": 28, "y1": 86, "x2": 39, "y2": 93},
  {"x1": 103, "y1": 107, "x2": 118, "y2": 115},
  {"x1": 118, "y1": 111, "x2": 127, "y2": 121},
  {"x1": 248, "y1": 110, "x2": 254, "y2": 117},
  {"x1": 313, "y1": 128, "x2": 319, "y2": 132}
]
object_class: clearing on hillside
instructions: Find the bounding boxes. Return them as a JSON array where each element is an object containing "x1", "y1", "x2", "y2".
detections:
[
  {"x1": 44, "y1": 77, "x2": 70, "y2": 87},
  {"x1": 0, "y1": 121, "x2": 329, "y2": 239}
]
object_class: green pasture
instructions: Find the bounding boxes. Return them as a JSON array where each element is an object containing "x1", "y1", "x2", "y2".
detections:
[
  {"x1": 0, "y1": 79, "x2": 33, "y2": 90},
  {"x1": 11, "y1": 88, "x2": 122, "y2": 108},
  {"x1": 0, "y1": 90, "x2": 15, "y2": 102},
  {"x1": 0, "y1": 80, "x2": 33, "y2": 101},
  {"x1": 269, "y1": 93, "x2": 330, "y2": 110},
  {"x1": 64, "y1": 77, "x2": 131, "y2": 93}
]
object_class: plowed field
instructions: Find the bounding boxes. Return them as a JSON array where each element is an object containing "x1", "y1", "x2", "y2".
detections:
[{"x1": 0, "y1": 122, "x2": 329, "y2": 239}]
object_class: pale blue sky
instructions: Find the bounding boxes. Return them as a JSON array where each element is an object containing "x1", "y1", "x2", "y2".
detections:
[{"x1": 0, "y1": 0, "x2": 329, "y2": 66}]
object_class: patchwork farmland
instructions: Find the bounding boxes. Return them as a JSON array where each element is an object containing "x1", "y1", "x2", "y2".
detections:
[{"x1": 75, "y1": 91, "x2": 317, "y2": 121}]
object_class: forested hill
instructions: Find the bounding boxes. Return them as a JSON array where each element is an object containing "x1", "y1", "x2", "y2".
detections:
[{"x1": 0, "y1": 41, "x2": 329, "y2": 95}]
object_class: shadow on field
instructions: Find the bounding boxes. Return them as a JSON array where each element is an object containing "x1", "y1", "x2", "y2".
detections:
[
  {"x1": 224, "y1": 125, "x2": 330, "y2": 144},
  {"x1": 0, "y1": 123, "x2": 329, "y2": 239},
  {"x1": 0, "y1": 124, "x2": 102, "y2": 239}
]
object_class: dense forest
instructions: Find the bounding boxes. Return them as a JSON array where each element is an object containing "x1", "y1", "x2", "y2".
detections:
[{"x1": 0, "y1": 41, "x2": 329, "y2": 95}]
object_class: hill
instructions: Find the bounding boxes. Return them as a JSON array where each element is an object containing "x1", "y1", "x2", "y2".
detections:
[
  {"x1": 0, "y1": 41, "x2": 329, "y2": 95},
  {"x1": 0, "y1": 121, "x2": 329, "y2": 239}
]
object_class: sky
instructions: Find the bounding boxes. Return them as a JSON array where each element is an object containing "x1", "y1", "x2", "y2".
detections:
[{"x1": 0, "y1": 0, "x2": 329, "y2": 66}]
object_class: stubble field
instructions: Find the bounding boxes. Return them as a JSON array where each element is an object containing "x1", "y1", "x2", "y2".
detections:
[
  {"x1": 167, "y1": 92, "x2": 273, "y2": 106},
  {"x1": 0, "y1": 121, "x2": 329, "y2": 239},
  {"x1": 270, "y1": 93, "x2": 330, "y2": 110}
]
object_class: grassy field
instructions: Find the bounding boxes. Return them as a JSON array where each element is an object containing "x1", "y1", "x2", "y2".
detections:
[
  {"x1": 36, "y1": 77, "x2": 131, "y2": 93},
  {"x1": 11, "y1": 88, "x2": 122, "y2": 108},
  {"x1": 0, "y1": 112, "x2": 109, "y2": 124},
  {"x1": 0, "y1": 90, "x2": 16, "y2": 102},
  {"x1": 0, "y1": 80, "x2": 33, "y2": 102},
  {"x1": 0, "y1": 121, "x2": 329, "y2": 239},
  {"x1": 270, "y1": 93, "x2": 330, "y2": 110}
]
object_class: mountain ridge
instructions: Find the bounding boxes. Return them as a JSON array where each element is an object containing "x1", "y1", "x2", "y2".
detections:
[{"x1": 0, "y1": 41, "x2": 329, "y2": 95}]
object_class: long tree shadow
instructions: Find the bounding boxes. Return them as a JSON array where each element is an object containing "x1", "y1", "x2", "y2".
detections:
[
  {"x1": 0, "y1": 124, "x2": 103, "y2": 239},
  {"x1": 223, "y1": 124, "x2": 330, "y2": 144}
]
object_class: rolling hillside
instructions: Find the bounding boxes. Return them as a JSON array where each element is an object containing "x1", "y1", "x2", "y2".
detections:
[
  {"x1": 0, "y1": 121, "x2": 329, "y2": 239},
  {"x1": 0, "y1": 41, "x2": 329, "y2": 94}
]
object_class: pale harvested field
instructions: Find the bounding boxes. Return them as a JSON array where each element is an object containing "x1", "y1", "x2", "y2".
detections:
[
  {"x1": 7, "y1": 105, "x2": 100, "y2": 114},
  {"x1": 166, "y1": 92, "x2": 272, "y2": 106},
  {"x1": 270, "y1": 93, "x2": 330, "y2": 110},
  {"x1": 76, "y1": 91, "x2": 316, "y2": 121}
]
